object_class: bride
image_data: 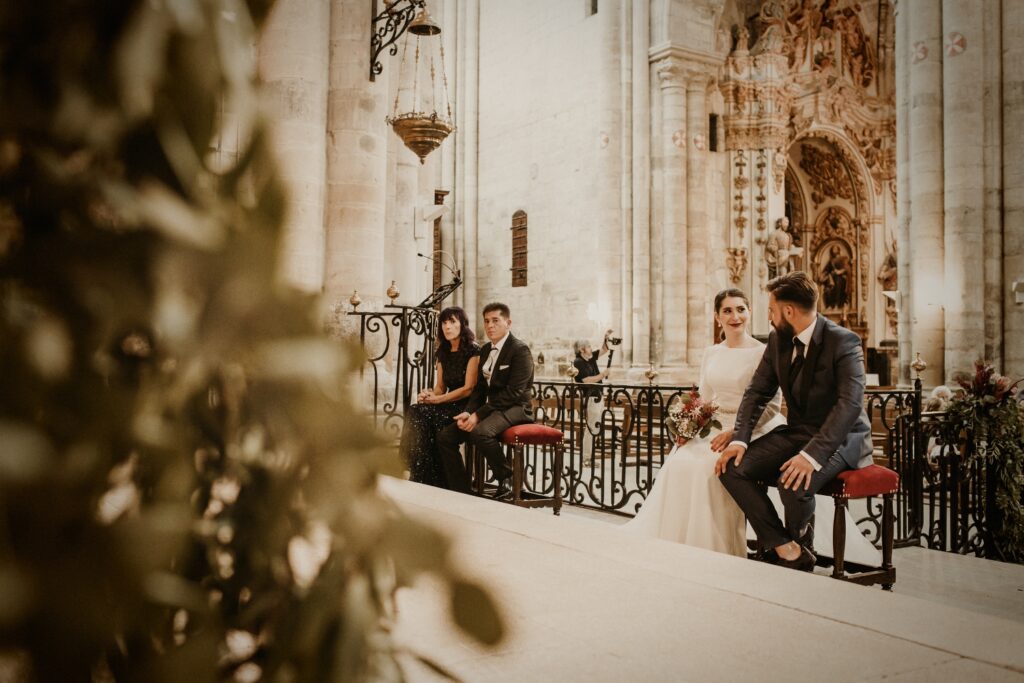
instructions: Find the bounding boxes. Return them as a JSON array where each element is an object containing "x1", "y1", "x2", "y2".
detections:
[
  {"x1": 623, "y1": 288, "x2": 778, "y2": 555},
  {"x1": 624, "y1": 288, "x2": 881, "y2": 565}
]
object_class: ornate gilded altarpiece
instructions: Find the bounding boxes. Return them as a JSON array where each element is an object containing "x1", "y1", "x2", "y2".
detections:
[{"x1": 720, "y1": 0, "x2": 895, "y2": 343}]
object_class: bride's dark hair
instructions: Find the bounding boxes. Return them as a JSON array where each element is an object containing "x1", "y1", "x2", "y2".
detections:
[{"x1": 714, "y1": 288, "x2": 749, "y2": 313}]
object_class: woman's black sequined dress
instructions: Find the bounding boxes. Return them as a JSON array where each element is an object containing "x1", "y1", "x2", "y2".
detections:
[{"x1": 400, "y1": 342, "x2": 478, "y2": 486}]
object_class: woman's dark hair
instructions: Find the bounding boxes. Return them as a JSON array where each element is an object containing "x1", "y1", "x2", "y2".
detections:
[
  {"x1": 766, "y1": 271, "x2": 818, "y2": 311},
  {"x1": 714, "y1": 288, "x2": 749, "y2": 313},
  {"x1": 437, "y1": 306, "x2": 475, "y2": 352}
]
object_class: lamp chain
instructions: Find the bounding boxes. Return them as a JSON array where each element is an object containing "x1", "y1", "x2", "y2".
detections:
[{"x1": 440, "y1": 42, "x2": 452, "y2": 122}]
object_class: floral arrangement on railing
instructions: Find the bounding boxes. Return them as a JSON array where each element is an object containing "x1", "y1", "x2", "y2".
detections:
[{"x1": 947, "y1": 360, "x2": 1024, "y2": 563}]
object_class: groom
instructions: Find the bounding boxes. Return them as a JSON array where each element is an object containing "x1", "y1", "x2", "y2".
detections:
[{"x1": 715, "y1": 271, "x2": 873, "y2": 571}]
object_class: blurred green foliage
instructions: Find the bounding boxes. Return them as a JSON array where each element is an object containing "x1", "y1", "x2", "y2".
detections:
[{"x1": 0, "y1": 1, "x2": 502, "y2": 681}]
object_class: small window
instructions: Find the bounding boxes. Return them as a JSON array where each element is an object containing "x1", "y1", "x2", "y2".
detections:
[
  {"x1": 709, "y1": 114, "x2": 719, "y2": 152},
  {"x1": 511, "y1": 210, "x2": 528, "y2": 288},
  {"x1": 587, "y1": 0, "x2": 598, "y2": 16}
]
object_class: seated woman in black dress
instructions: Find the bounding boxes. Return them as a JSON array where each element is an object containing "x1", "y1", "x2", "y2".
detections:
[{"x1": 400, "y1": 306, "x2": 480, "y2": 487}]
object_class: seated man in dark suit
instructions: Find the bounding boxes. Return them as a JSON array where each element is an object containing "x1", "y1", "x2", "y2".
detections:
[{"x1": 437, "y1": 302, "x2": 534, "y2": 497}]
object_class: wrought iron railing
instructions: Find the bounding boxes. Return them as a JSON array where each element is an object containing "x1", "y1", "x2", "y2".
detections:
[
  {"x1": 907, "y1": 411, "x2": 999, "y2": 557},
  {"x1": 349, "y1": 305, "x2": 438, "y2": 440},
  {"x1": 861, "y1": 386, "x2": 921, "y2": 547},
  {"x1": 349, "y1": 318, "x2": 1012, "y2": 559},
  {"x1": 527, "y1": 380, "x2": 695, "y2": 515}
]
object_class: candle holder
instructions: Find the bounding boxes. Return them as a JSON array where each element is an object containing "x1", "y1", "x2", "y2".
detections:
[
  {"x1": 386, "y1": 280, "x2": 400, "y2": 304},
  {"x1": 349, "y1": 290, "x2": 362, "y2": 311}
]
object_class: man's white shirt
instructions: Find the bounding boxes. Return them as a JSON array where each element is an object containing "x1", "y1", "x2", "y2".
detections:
[{"x1": 482, "y1": 331, "x2": 510, "y2": 381}]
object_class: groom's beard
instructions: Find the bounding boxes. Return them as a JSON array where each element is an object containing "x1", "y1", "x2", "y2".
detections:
[{"x1": 773, "y1": 317, "x2": 796, "y2": 339}]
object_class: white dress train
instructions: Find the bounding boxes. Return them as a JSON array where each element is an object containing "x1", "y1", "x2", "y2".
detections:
[{"x1": 622, "y1": 342, "x2": 882, "y2": 566}]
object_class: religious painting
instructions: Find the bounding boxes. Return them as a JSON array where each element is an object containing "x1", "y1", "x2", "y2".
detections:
[{"x1": 814, "y1": 238, "x2": 854, "y2": 313}]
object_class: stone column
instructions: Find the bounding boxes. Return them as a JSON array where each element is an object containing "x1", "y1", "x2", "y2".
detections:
[
  {"x1": 385, "y1": 50, "x2": 421, "y2": 305},
  {"x1": 454, "y1": 0, "x2": 479, "y2": 325},
  {"x1": 982, "y1": 0, "x2": 1003, "y2": 367},
  {"x1": 598, "y1": 0, "x2": 623, "y2": 350},
  {"x1": 258, "y1": 0, "x2": 330, "y2": 293},
  {"x1": 941, "y1": 0, "x2": 985, "y2": 381},
  {"x1": 631, "y1": 0, "x2": 651, "y2": 368},
  {"x1": 1004, "y1": 0, "x2": 1024, "y2": 376},
  {"x1": 655, "y1": 57, "x2": 687, "y2": 367},
  {"x1": 894, "y1": 0, "x2": 912, "y2": 384},
  {"x1": 324, "y1": 0, "x2": 389, "y2": 310},
  {"x1": 619, "y1": 0, "x2": 633, "y2": 368},
  {"x1": 439, "y1": 0, "x2": 458, "y2": 308},
  {"x1": 685, "y1": 68, "x2": 711, "y2": 364},
  {"x1": 906, "y1": 0, "x2": 944, "y2": 387}
]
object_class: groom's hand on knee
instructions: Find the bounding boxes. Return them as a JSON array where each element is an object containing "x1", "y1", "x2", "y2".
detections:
[
  {"x1": 714, "y1": 443, "x2": 747, "y2": 476},
  {"x1": 779, "y1": 454, "x2": 814, "y2": 491}
]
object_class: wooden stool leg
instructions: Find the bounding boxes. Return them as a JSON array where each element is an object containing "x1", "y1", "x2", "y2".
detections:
[
  {"x1": 882, "y1": 493, "x2": 895, "y2": 591},
  {"x1": 553, "y1": 441, "x2": 564, "y2": 515},
  {"x1": 512, "y1": 443, "x2": 524, "y2": 505},
  {"x1": 832, "y1": 496, "x2": 848, "y2": 580},
  {"x1": 472, "y1": 445, "x2": 484, "y2": 495}
]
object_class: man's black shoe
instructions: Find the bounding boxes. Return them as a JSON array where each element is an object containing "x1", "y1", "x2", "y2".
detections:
[
  {"x1": 758, "y1": 548, "x2": 780, "y2": 564},
  {"x1": 494, "y1": 476, "x2": 514, "y2": 500},
  {"x1": 776, "y1": 545, "x2": 816, "y2": 572}
]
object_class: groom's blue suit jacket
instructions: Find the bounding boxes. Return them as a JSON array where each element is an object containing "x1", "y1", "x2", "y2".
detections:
[{"x1": 734, "y1": 315, "x2": 874, "y2": 469}]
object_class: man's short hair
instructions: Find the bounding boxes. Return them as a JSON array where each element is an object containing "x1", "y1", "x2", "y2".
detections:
[
  {"x1": 572, "y1": 339, "x2": 590, "y2": 355},
  {"x1": 766, "y1": 271, "x2": 817, "y2": 311},
  {"x1": 482, "y1": 302, "x2": 510, "y2": 319}
]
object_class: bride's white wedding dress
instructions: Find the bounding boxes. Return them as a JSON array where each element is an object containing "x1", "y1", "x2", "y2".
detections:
[{"x1": 623, "y1": 342, "x2": 881, "y2": 565}]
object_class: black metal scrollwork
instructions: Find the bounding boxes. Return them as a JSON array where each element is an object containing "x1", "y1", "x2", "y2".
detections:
[{"x1": 369, "y1": 0, "x2": 427, "y2": 81}]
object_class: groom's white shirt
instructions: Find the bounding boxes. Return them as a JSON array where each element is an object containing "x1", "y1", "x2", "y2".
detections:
[{"x1": 729, "y1": 318, "x2": 821, "y2": 471}]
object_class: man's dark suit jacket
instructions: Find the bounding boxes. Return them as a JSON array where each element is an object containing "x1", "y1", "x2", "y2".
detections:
[
  {"x1": 466, "y1": 333, "x2": 535, "y2": 423},
  {"x1": 734, "y1": 315, "x2": 873, "y2": 469}
]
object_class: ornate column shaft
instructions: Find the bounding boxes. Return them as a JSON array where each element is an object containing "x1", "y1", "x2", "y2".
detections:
[
  {"x1": 907, "y1": 0, "x2": 945, "y2": 387},
  {"x1": 630, "y1": 0, "x2": 651, "y2": 367},
  {"x1": 656, "y1": 57, "x2": 687, "y2": 367},
  {"x1": 942, "y1": 0, "x2": 985, "y2": 381},
  {"x1": 259, "y1": 0, "x2": 330, "y2": 292},
  {"x1": 1003, "y1": 0, "x2": 1024, "y2": 376},
  {"x1": 894, "y1": 0, "x2": 913, "y2": 384},
  {"x1": 325, "y1": 0, "x2": 389, "y2": 313},
  {"x1": 685, "y1": 68, "x2": 711, "y2": 362}
]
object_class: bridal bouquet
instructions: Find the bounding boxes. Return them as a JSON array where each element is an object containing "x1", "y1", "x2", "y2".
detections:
[{"x1": 665, "y1": 390, "x2": 722, "y2": 441}]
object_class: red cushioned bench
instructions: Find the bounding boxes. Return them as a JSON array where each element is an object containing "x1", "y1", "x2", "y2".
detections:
[
  {"x1": 753, "y1": 463, "x2": 899, "y2": 589},
  {"x1": 822, "y1": 463, "x2": 899, "y2": 590},
  {"x1": 472, "y1": 424, "x2": 565, "y2": 515}
]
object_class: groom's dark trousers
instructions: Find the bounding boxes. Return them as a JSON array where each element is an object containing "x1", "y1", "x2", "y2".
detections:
[{"x1": 720, "y1": 315, "x2": 873, "y2": 550}]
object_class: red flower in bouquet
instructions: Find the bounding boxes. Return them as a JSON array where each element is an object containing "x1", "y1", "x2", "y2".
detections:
[{"x1": 666, "y1": 390, "x2": 723, "y2": 441}]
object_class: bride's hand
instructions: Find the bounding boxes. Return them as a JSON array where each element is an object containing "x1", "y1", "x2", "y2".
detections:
[
  {"x1": 710, "y1": 429, "x2": 734, "y2": 452},
  {"x1": 675, "y1": 435, "x2": 689, "y2": 447}
]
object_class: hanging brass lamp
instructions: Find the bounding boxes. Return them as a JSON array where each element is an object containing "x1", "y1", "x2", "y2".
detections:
[{"x1": 385, "y1": 5, "x2": 455, "y2": 164}]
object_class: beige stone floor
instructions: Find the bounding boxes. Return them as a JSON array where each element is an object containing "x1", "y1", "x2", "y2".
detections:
[
  {"x1": 383, "y1": 478, "x2": 1024, "y2": 682},
  {"x1": 565, "y1": 503, "x2": 1024, "y2": 625}
]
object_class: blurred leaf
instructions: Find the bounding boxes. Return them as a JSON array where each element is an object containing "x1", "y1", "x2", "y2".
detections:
[{"x1": 450, "y1": 580, "x2": 504, "y2": 646}]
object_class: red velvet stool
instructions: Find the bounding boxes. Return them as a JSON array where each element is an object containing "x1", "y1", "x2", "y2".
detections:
[
  {"x1": 494, "y1": 424, "x2": 565, "y2": 515},
  {"x1": 823, "y1": 464, "x2": 900, "y2": 590}
]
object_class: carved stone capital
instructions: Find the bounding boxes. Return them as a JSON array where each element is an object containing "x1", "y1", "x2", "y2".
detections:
[
  {"x1": 655, "y1": 57, "x2": 686, "y2": 90},
  {"x1": 683, "y1": 63, "x2": 716, "y2": 91}
]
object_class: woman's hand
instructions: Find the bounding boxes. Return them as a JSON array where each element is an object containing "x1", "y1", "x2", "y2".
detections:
[
  {"x1": 417, "y1": 388, "x2": 436, "y2": 403},
  {"x1": 675, "y1": 435, "x2": 689, "y2": 447},
  {"x1": 710, "y1": 429, "x2": 734, "y2": 453}
]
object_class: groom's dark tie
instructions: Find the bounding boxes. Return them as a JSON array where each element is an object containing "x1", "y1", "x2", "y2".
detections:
[{"x1": 789, "y1": 338, "x2": 806, "y2": 393}]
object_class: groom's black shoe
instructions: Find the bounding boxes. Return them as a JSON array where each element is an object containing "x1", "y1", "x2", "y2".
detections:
[
  {"x1": 776, "y1": 545, "x2": 816, "y2": 572},
  {"x1": 494, "y1": 474, "x2": 514, "y2": 500}
]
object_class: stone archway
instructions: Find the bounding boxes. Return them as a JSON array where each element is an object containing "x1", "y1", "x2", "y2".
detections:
[{"x1": 786, "y1": 133, "x2": 870, "y2": 339}]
